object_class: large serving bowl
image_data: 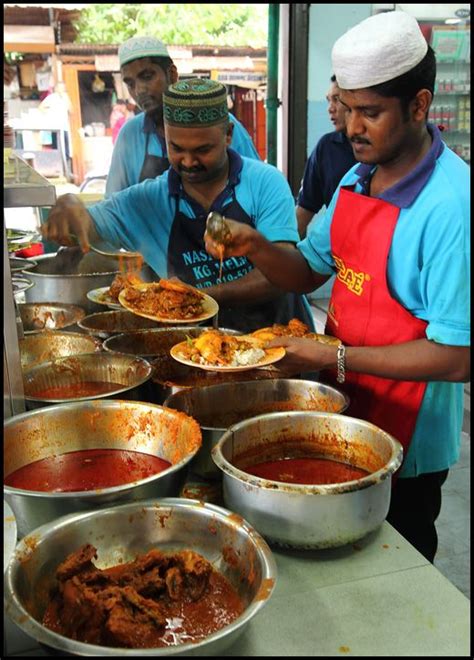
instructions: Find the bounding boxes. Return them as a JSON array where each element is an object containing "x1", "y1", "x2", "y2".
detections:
[
  {"x1": 18, "y1": 302, "x2": 86, "y2": 334},
  {"x1": 4, "y1": 403, "x2": 202, "y2": 537},
  {"x1": 164, "y1": 380, "x2": 349, "y2": 479},
  {"x1": 212, "y1": 412, "x2": 403, "y2": 549},
  {"x1": 24, "y1": 251, "x2": 157, "y2": 313},
  {"x1": 20, "y1": 331, "x2": 102, "y2": 372},
  {"x1": 78, "y1": 309, "x2": 162, "y2": 339},
  {"x1": 22, "y1": 352, "x2": 153, "y2": 410},
  {"x1": 4, "y1": 498, "x2": 276, "y2": 656}
]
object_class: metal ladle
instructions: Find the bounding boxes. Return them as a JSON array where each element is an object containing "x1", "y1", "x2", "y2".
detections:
[{"x1": 71, "y1": 235, "x2": 142, "y2": 260}]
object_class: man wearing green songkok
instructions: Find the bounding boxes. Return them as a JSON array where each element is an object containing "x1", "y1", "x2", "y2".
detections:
[
  {"x1": 42, "y1": 79, "x2": 313, "y2": 333},
  {"x1": 106, "y1": 35, "x2": 260, "y2": 197}
]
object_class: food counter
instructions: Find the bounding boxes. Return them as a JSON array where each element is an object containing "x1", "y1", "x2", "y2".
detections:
[{"x1": 4, "y1": 520, "x2": 470, "y2": 656}]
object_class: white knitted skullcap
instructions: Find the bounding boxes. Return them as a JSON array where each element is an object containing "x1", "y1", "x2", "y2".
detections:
[
  {"x1": 118, "y1": 36, "x2": 170, "y2": 68},
  {"x1": 332, "y1": 11, "x2": 428, "y2": 90}
]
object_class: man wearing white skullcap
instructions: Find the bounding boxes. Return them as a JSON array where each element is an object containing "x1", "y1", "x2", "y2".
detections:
[
  {"x1": 204, "y1": 10, "x2": 470, "y2": 562},
  {"x1": 106, "y1": 35, "x2": 260, "y2": 197}
]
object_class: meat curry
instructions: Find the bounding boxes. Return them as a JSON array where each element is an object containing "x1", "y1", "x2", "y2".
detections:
[{"x1": 43, "y1": 544, "x2": 244, "y2": 649}]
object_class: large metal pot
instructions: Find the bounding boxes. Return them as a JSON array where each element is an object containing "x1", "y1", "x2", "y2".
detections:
[
  {"x1": 20, "y1": 331, "x2": 102, "y2": 372},
  {"x1": 4, "y1": 498, "x2": 276, "y2": 656},
  {"x1": 212, "y1": 412, "x2": 403, "y2": 549},
  {"x1": 24, "y1": 251, "x2": 157, "y2": 313},
  {"x1": 78, "y1": 309, "x2": 162, "y2": 339},
  {"x1": 4, "y1": 402, "x2": 202, "y2": 537},
  {"x1": 22, "y1": 352, "x2": 152, "y2": 410},
  {"x1": 17, "y1": 302, "x2": 86, "y2": 334},
  {"x1": 164, "y1": 380, "x2": 349, "y2": 479}
]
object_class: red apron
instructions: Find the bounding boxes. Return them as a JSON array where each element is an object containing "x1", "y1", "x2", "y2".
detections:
[{"x1": 324, "y1": 186, "x2": 428, "y2": 463}]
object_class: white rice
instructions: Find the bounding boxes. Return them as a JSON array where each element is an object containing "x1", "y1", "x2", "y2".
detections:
[{"x1": 230, "y1": 347, "x2": 266, "y2": 367}]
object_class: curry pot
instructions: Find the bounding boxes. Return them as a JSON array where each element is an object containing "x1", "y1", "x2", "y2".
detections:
[
  {"x1": 3, "y1": 401, "x2": 202, "y2": 538},
  {"x1": 78, "y1": 309, "x2": 162, "y2": 339},
  {"x1": 22, "y1": 352, "x2": 153, "y2": 410},
  {"x1": 20, "y1": 331, "x2": 102, "y2": 372},
  {"x1": 212, "y1": 411, "x2": 403, "y2": 549},
  {"x1": 17, "y1": 302, "x2": 86, "y2": 335},
  {"x1": 4, "y1": 498, "x2": 276, "y2": 656},
  {"x1": 24, "y1": 251, "x2": 157, "y2": 313},
  {"x1": 164, "y1": 380, "x2": 349, "y2": 479}
]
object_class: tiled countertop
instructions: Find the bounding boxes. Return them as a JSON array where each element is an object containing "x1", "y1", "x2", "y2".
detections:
[{"x1": 4, "y1": 521, "x2": 470, "y2": 657}]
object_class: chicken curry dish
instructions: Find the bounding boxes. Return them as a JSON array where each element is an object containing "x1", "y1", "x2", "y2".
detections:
[
  {"x1": 177, "y1": 329, "x2": 267, "y2": 367},
  {"x1": 42, "y1": 544, "x2": 244, "y2": 649},
  {"x1": 121, "y1": 279, "x2": 206, "y2": 320}
]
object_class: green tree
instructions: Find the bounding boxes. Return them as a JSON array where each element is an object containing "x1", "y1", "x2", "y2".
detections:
[{"x1": 73, "y1": 3, "x2": 268, "y2": 47}]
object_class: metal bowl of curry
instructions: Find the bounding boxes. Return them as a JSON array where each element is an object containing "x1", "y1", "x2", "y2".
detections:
[
  {"x1": 3, "y1": 402, "x2": 202, "y2": 538},
  {"x1": 22, "y1": 352, "x2": 153, "y2": 409},
  {"x1": 164, "y1": 379, "x2": 349, "y2": 479},
  {"x1": 18, "y1": 302, "x2": 86, "y2": 335},
  {"x1": 212, "y1": 411, "x2": 403, "y2": 549},
  {"x1": 4, "y1": 498, "x2": 276, "y2": 656},
  {"x1": 78, "y1": 310, "x2": 163, "y2": 339},
  {"x1": 20, "y1": 331, "x2": 102, "y2": 372}
]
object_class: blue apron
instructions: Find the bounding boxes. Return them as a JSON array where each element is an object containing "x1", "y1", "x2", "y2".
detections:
[
  {"x1": 167, "y1": 188, "x2": 313, "y2": 332},
  {"x1": 138, "y1": 131, "x2": 169, "y2": 182}
]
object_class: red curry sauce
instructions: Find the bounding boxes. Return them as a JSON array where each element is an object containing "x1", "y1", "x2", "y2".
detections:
[
  {"x1": 4, "y1": 448, "x2": 171, "y2": 492},
  {"x1": 30, "y1": 381, "x2": 125, "y2": 399},
  {"x1": 247, "y1": 456, "x2": 369, "y2": 484}
]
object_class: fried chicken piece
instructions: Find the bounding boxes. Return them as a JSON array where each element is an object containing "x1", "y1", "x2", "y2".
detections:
[
  {"x1": 104, "y1": 586, "x2": 167, "y2": 648},
  {"x1": 56, "y1": 544, "x2": 98, "y2": 581},
  {"x1": 108, "y1": 272, "x2": 143, "y2": 302},
  {"x1": 165, "y1": 550, "x2": 212, "y2": 601},
  {"x1": 287, "y1": 318, "x2": 310, "y2": 337}
]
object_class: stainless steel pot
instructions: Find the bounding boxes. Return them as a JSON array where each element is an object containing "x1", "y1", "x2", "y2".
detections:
[
  {"x1": 4, "y1": 402, "x2": 202, "y2": 537},
  {"x1": 18, "y1": 302, "x2": 86, "y2": 334},
  {"x1": 78, "y1": 309, "x2": 162, "y2": 339},
  {"x1": 20, "y1": 331, "x2": 102, "y2": 372},
  {"x1": 4, "y1": 498, "x2": 276, "y2": 656},
  {"x1": 164, "y1": 380, "x2": 349, "y2": 480},
  {"x1": 212, "y1": 412, "x2": 403, "y2": 549},
  {"x1": 24, "y1": 252, "x2": 157, "y2": 313},
  {"x1": 22, "y1": 352, "x2": 152, "y2": 410}
]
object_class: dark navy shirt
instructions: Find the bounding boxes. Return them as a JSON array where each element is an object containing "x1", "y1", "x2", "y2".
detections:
[{"x1": 297, "y1": 131, "x2": 357, "y2": 212}]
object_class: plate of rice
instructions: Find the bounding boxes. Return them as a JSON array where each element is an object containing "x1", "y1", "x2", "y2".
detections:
[{"x1": 170, "y1": 329, "x2": 286, "y2": 372}]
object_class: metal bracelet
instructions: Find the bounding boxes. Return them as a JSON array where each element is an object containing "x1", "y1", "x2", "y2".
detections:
[{"x1": 336, "y1": 343, "x2": 346, "y2": 384}]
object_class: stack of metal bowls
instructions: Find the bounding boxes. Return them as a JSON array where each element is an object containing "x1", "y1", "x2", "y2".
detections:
[
  {"x1": 20, "y1": 331, "x2": 102, "y2": 372},
  {"x1": 22, "y1": 352, "x2": 152, "y2": 409},
  {"x1": 4, "y1": 498, "x2": 276, "y2": 656},
  {"x1": 212, "y1": 411, "x2": 403, "y2": 550},
  {"x1": 4, "y1": 401, "x2": 202, "y2": 537},
  {"x1": 164, "y1": 379, "x2": 349, "y2": 479}
]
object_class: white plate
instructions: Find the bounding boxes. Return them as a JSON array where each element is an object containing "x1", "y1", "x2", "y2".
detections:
[
  {"x1": 119, "y1": 283, "x2": 219, "y2": 324},
  {"x1": 4, "y1": 501, "x2": 17, "y2": 572},
  {"x1": 170, "y1": 340, "x2": 286, "y2": 372},
  {"x1": 87, "y1": 286, "x2": 123, "y2": 310}
]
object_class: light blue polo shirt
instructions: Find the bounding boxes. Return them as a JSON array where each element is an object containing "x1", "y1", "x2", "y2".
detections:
[
  {"x1": 105, "y1": 111, "x2": 260, "y2": 197},
  {"x1": 298, "y1": 124, "x2": 470, "y2": 477}
]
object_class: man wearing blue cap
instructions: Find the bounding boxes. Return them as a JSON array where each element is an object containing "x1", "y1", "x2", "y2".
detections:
[
  {"x1": 106, "y1": 36, "x2": 260, "y2": 197},
  {"x1": 42, "y1": 78, "x2": 313, "y2": 334}
]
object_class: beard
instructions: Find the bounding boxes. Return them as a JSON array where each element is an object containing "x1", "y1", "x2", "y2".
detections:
[{"x1": 145, "y1": 105, "x2": 164, "y2": 127}]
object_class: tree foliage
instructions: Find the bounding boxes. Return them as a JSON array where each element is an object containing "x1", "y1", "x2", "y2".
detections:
[{"x1": 73, "y1": 3, "x2": 268, "y2": 48}]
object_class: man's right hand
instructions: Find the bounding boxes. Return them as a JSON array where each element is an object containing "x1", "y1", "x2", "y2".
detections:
[{"x1": 41, "y1": 194, "x2": 94, "y2": 252}]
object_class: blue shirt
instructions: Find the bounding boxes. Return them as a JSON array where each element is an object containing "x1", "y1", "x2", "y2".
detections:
[
  {"x1": 90, "y1": 148, "x2": 307, "y2": 277},
  {"x1": 298, "y1": 124, "x2": 470, "y2": 477},
  {"x1": 297, "y1": 131, "x2": 357, "y2": 212},
  {"x1": 105, "y1": 111, "x2": 261, "y2": 197}
]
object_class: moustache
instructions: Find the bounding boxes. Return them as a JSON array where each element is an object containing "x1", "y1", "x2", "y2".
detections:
[
  {"x1": 351, "y1": 137, "x2": 371, "y2": 145},
  {"x1": 179, "y1": 166, "x2": 206, "y2": 173}
]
